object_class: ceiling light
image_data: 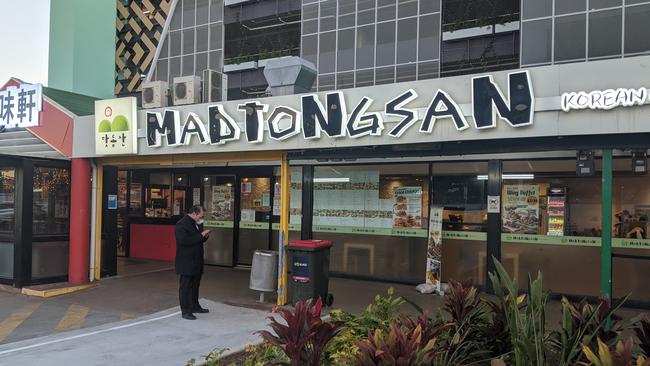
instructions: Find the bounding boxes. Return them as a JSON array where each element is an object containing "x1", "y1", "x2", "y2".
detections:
[
  {"x1": 313, "y1": 177, "x2": 350, "y2": 183},
  {"x1": 476, "y1": 174, "x2": 535, "y2": 180}
]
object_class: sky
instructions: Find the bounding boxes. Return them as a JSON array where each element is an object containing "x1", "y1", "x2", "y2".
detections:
[{"x1": 0, "y1": 0, "x2": 50, "y2": 86}]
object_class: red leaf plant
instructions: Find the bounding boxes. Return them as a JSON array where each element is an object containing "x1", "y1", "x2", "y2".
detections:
[{"x1": 257, "y1": 297, "x2": 345, "y2": 366}]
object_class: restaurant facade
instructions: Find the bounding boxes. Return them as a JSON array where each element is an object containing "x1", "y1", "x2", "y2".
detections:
[{"x1": 70, "y1": 54, "x2": 650, "y2": 306}]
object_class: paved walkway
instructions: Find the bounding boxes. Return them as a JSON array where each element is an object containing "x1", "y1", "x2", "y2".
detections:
[{"x1": 0, "y1": 300, "x2": 272, "y2": 366}]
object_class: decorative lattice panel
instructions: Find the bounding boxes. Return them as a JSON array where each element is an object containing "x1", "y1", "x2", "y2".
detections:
[{"x1": 115, "y1": 0, "x2": 171, "y2": 96}]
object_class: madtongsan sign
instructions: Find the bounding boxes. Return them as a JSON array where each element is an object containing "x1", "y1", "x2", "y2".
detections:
[{"x1": 146, "y1": 71, "x2": 535, "y2": 148}]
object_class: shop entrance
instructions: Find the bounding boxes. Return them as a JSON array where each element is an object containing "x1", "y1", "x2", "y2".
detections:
[
  {"x1": 101, "y1": 165, "x2": 278, "y2": 275},
  {"x1": 202, "y1": 174, "x2": 274, "y2": 266}
]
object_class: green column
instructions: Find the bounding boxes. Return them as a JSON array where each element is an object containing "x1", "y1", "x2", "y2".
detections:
[{"x1": 601, "y1": 149, "x2": 613, "y2": 298}]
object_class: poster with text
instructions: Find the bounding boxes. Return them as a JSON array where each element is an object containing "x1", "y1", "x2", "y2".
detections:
[
  {"x1": 393, "y1": 187, "x2": 423, "y2": 228},
  {"x1": 426, "y1": 206, "x2": 443, "y2": 291},
  {"x1": 502, "y1": 184, "x2": 540, "y2": 234},
  {"x1": 211, "y1": 185, "x2": 233, "y2": 221}
]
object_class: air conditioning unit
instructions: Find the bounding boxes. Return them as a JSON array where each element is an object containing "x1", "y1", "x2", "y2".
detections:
[
  {"x1": 173, "y1": 76, "x2": 201, "y2": 105},
  {"x1": 202, "y1": 69, "x2": 228, "y2": 103},
  {"x1": 141, "y1": 81, "x2": 169, "y2": 109}
]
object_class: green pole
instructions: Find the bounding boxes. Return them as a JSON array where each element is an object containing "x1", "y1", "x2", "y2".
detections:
[{"x1": 601, "y1": 149, "x2": 613, "y2": 299}]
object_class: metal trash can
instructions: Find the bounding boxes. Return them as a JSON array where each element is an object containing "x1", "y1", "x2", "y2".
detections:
[
  {"x1": 287, "y1": 240, "x2": 334, "y2": 306},
  {"x1": 250, "y1": 250, "x2": 278, "y2": 303}
]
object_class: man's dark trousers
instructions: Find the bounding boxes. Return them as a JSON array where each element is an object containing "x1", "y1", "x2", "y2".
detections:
[{"x1": 179, "y1": 273, "x2": 202, "y2": 315}]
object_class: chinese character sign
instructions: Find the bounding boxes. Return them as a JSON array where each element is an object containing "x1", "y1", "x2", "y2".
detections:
[
  {"x1": 0, "y1": 83, "x2": 42, "y2": 128},
  {"x1": 95, "y1": 97, "x2": 138, "y2": 155}
]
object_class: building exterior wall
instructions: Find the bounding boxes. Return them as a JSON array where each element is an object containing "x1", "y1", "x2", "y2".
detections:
[{"x1": 48, "y1": 0, "x2": 116, "y2": 99}]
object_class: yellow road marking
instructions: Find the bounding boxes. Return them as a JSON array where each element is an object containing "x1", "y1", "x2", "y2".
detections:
[
  {"x1": 0, "y1": 302, "x2": 42, "y2": 343},
  {"x1": 54, "y1": 304, "x2": 89, "y2": 333},
  {"x1": 119, "y1": 313, "x2": 135, "y2": 321}
]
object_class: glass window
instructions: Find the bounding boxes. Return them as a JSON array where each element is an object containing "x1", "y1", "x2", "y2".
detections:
[
  {"x1": 337, "y1": 28, "x2": 355, "y2": 71},
  {"x1": 303, "y1": 19, "x2": 318, "y2": 34},
  {"x1": 522, "y1": 0, "x2": 552, "y2": 19},
  {"x1": 397, "y1": 17, "x2": 418, "y2": 64},
  {"x1": 396, "y1": 63, "x2": 416, "y2": 82},
  {"x1": 156, "y1": 58, "x2": 169, "y2": 82},
  {"x1": 182, "y1": 54, "x2": 194, "y2": 76},
  {"x1": 303, "y1": 3, "x2": 318, "y2": 19},
  {"x1": 196, "y1": 0, "x2": 209, "y2": 25},
  {"x1": 173, "y1": 173, "x2": 188, "y2": 216},
  {"x1": 555, "y1": 0, "x2": 586, "y2": 15},
  {"x1": 398, "y1": 0, "x2": 418, "y2": 18},
  {"x1": 589, "y1": 0, "x2": 622, "y2": 10},
  {"x1": 336, "y1": 72, "x2": 355, "y2": 89},
  {"x1": 182, "y1": 0, "x2": 196, "y2": 28},
  {"x1": 318, "y1": 73, "x2": 335, "y2": 91},
  {"x1": 33, "y1": 167, "x2": 70, "y2": 235},
  {"x1": 171, "y1": 5, "x2": 182, "y2": 30},
  {"x1": 209, "y1": 50, "x2": 222, "y2": 71},
  {"x1": 358, "y1": 9, "x2": 376, "y2": 25},
  {"x1": 521, "y1": 19, "x2": 552, "y2": 64},
  {"x1": 271, "y1": 167, "x2": 303, "y2": 249},
  {"x1": 418, "y1": 14, "x2": 440, "y2": 61},
  {"x1": 32, "y1": 241, "x2": 69, "y2": 279},
  {"x1": 302, "y1": 34, "x2": 318, "y2": 67},
  {"x1": 0, "y1": 169, "x2": 15, "y2": 233},
  {"x1": 209, "y1": 23, "x2": 222, "y2": 50},
  {"x1": 339, "y1": 0, "x2": 356, "y2": 28},
  {"x1": 355, "y1": 69, "x2": 375, "y2": 87},
  {"x1": 588, "y1": 9, "x2": 622, "y2": 58},
  {"x1": 313, "y1": 164, "x2": 429, "y2": 282},
  {"x1": 318, "y1": 31, "x2": 336, "y2": 74},
  {"x1": 145, "y1": 172, "x2": 172, "y2": 218},
  {"x1": 376, "y1": 21, "x2": 396, "y2": 66},
  {"x1": 358, "y1": 0, "x2": 376, "y2": 11},
  {"x1": 182, "y1": 28, "x2": 195, "y2": 55},
  {"x1": 420, "y1": 0, "x2": 440, "y2": 14},
  {"x1": 0, "y1": 241, "x2": 12, "y2": 278},
  {"x1": 611, "y1": 154, "x2": 650, "y2": 303},
  {"x1": 625, "y1": 4, "x2": 650, "y2": 54},
  {"x1": 129, "y1": 171, "x2": 145, "y2": 216},
  {"x1": 554, "y1": 14, "x2": 586, "y2": 61},
  {"x1": 417, "y1": 60, "x2": 439, "y2": 80},
  {"x1": 319, "y1": 0, "x2": 337, "y2": 32},
  {"x1": 170, "y1": 57, "x2": 181, "y2": 79},
  {"x1": 375, "y1": 66, "x2": 395, "y2": 85},
  {"x1": 502, "y1": 158, "x2": 602, "y2": 297},
  {"x1": 210, "y1": 0, "x2": 223, "y2": 22},
  {"x1": 378, "y1": 3, "x2": 396, "y2": 21},
  {"x1": 432, "y1": 162, "x2": 488, "y2": 285},
  {"x1": 196, "y1": 25, "x2": 208, "y2": 52},
  {"x1": 356, "y1": 25, "x2": 375, "y2": 69},
  {"x1": 195, "y1": 52, "x2": 208, "y2": 76},
  {"x1": 170, "y1": 31, "x2": 181, "y2": 57}
]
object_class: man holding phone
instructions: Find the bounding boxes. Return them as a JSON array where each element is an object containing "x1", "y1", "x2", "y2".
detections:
[{"x1": 175, "y1": 205, "x2": 211, "y2": 320}]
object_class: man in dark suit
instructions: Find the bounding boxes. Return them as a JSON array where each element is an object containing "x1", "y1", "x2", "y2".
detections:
[{"x1": 175, "y1": 205, "x2": 211, "y2": 320}]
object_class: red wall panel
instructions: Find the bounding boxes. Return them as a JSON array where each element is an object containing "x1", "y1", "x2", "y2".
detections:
[{"x1": 129, "y1": 224, "x2": 176, "y2": 261}]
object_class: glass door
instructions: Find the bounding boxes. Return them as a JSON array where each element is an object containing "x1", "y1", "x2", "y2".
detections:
[
  {"x1": 0, "y1": 168, "x2": 16, "y2": 279},
  {"x1": 237, "y1": 176, "x2": 272, "y2": 265},
  {"x1": 203, "y1": 175, "x2": 236, "y2": 266}
]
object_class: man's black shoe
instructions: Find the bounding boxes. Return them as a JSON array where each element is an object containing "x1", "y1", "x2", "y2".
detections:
[
  {"x1": 182, "y1": 313, "x2": 197, "y2": 320},
  {"x1": 193, "y1": 307, "x2": 209, "y2": 313}
]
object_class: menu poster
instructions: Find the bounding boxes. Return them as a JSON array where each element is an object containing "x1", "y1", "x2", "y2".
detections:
[
  {"x1": 130, "y1": 183, "x2": 142, "y2": 208},
  {"x1": 118, "y1": 182, "x2": 127, "y2": 207},
  {"x1": 211, "y1": 185, "x2": 233, "y2": 220},
  {"x1": 502, "y1": 184, "x2": 540, "y2": 234},
  {"x1": 426, "y1": 206, "x2": 443, "y2": 291},
  {"x1": 393, "y1": 187, "x2": 423, "y2": 228}
]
